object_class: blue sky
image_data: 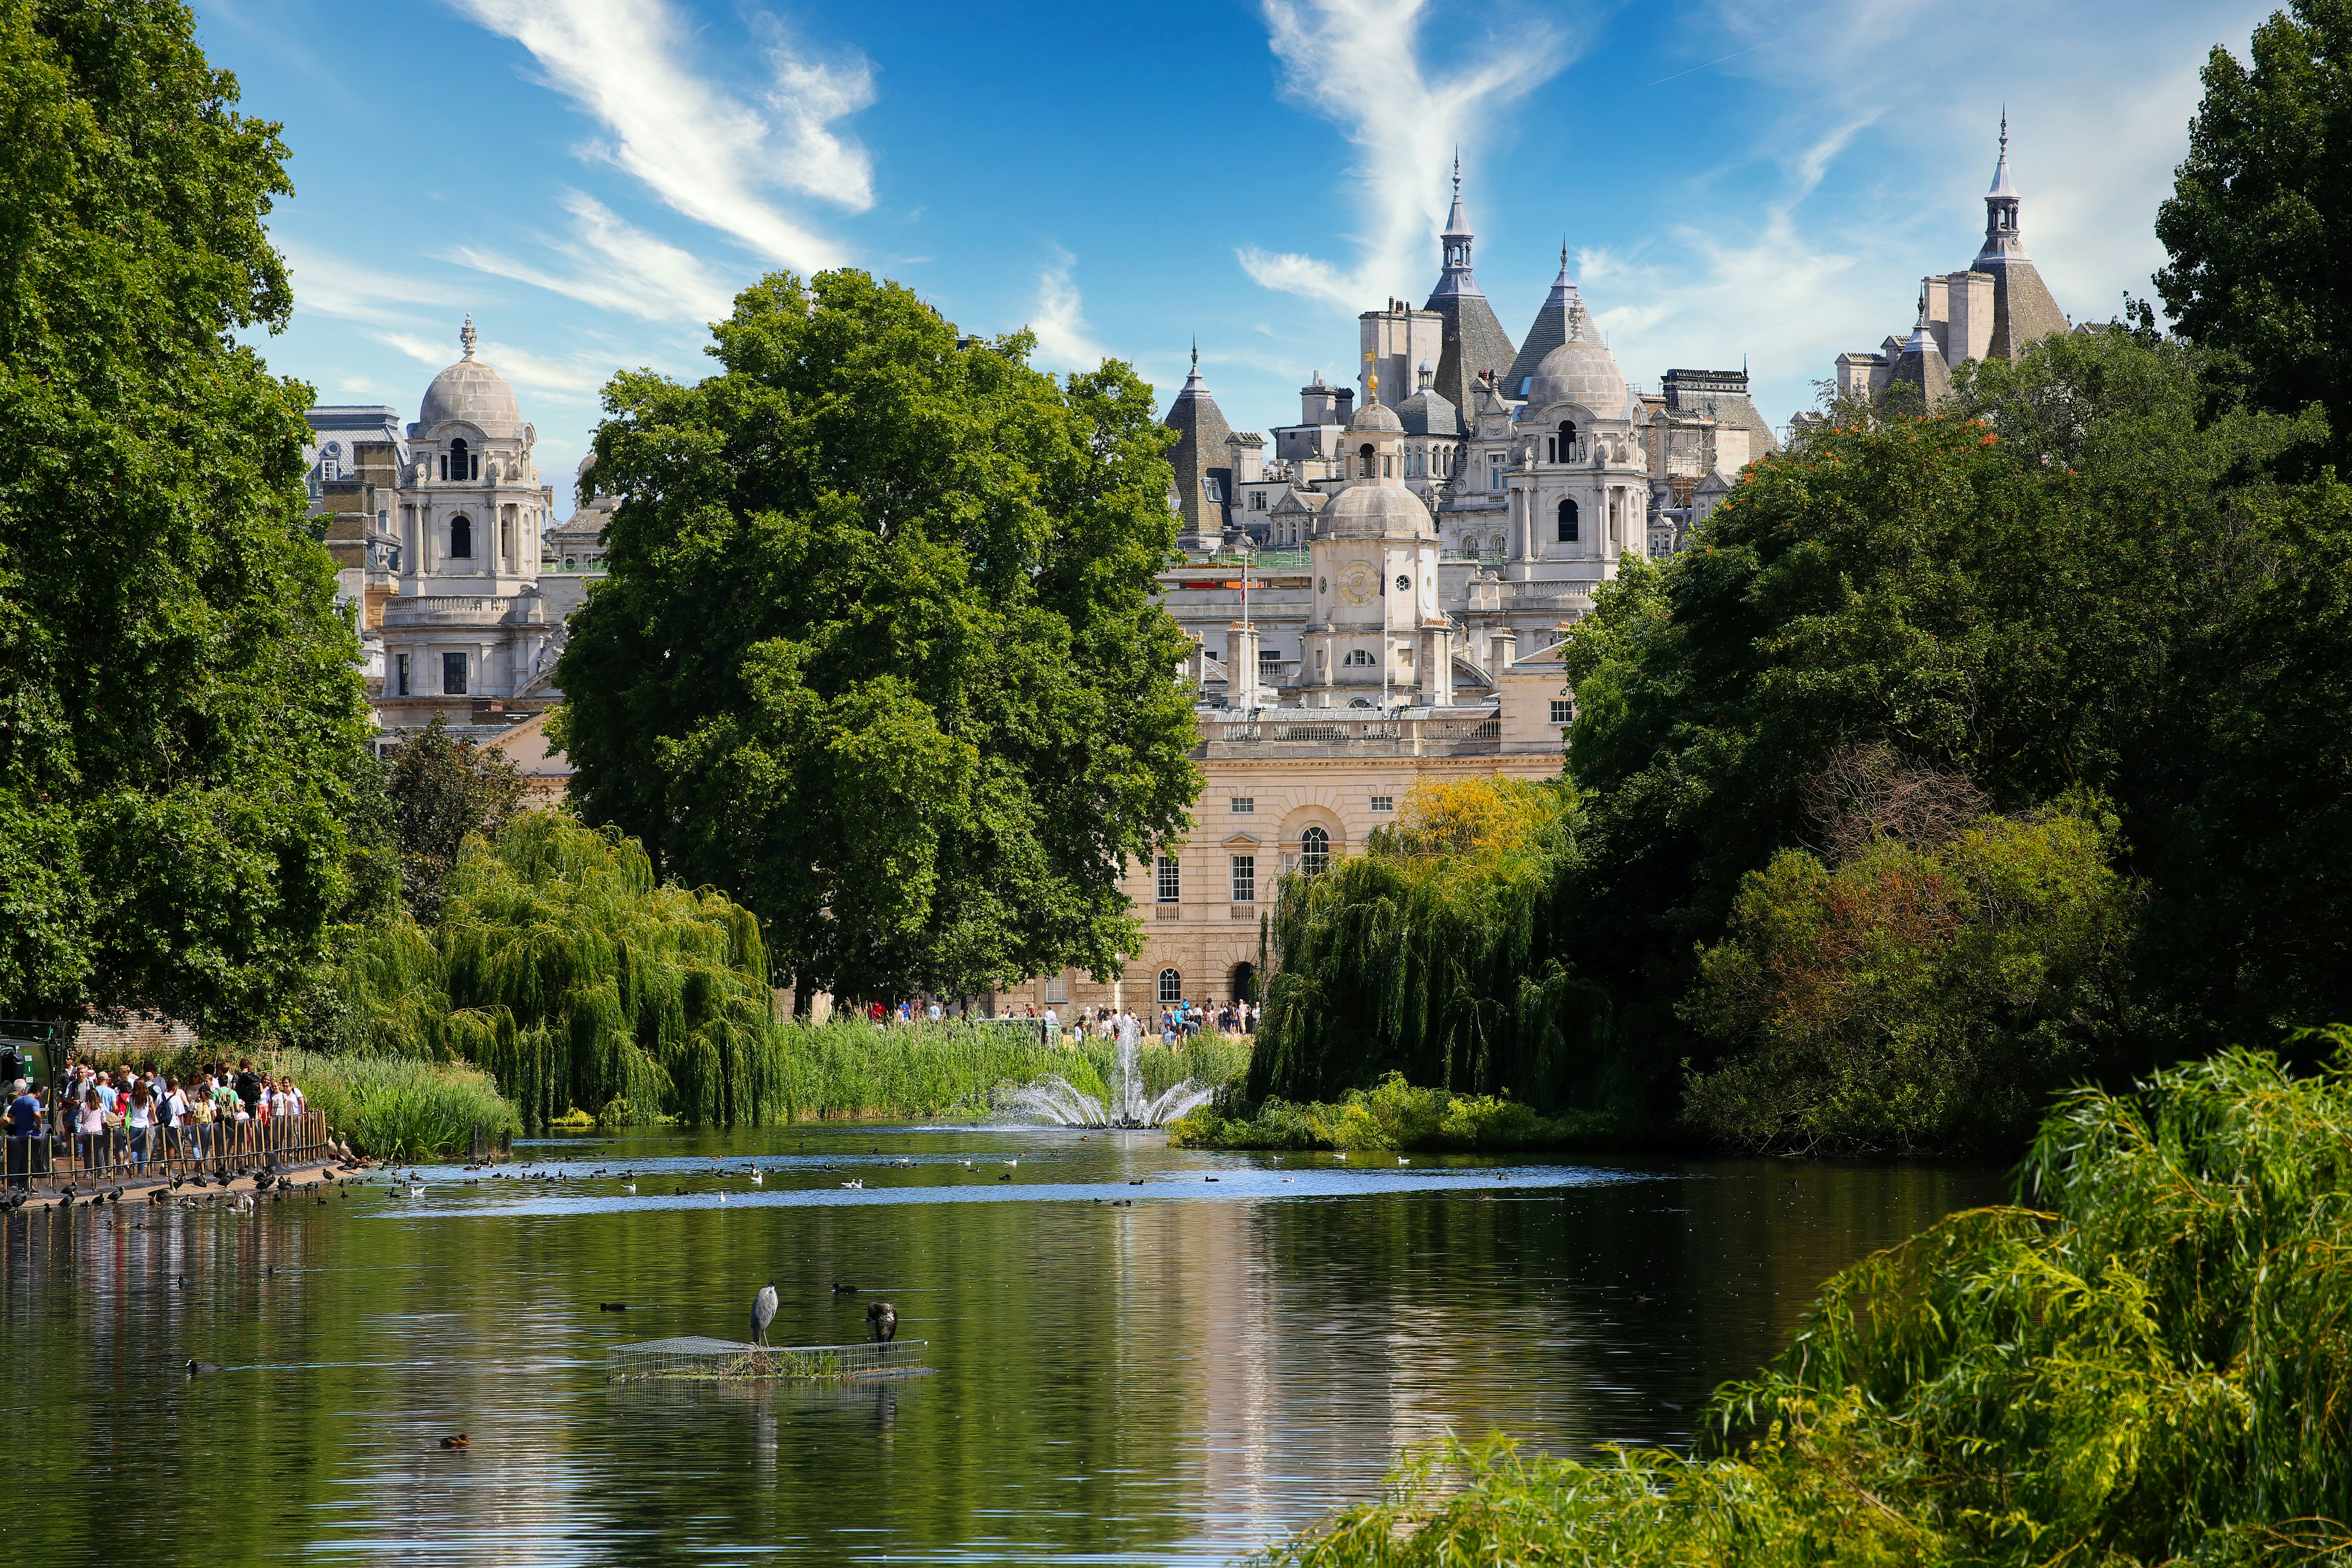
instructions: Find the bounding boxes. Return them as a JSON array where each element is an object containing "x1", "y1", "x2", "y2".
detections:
[{"x1": 201, "y1": 0, "x2": 2270, "y2": 517}]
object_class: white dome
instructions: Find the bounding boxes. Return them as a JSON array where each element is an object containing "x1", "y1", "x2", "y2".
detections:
[
  {"x1": 1322, "y1": 483, "x2": 1434, "y2": 539},
  {"x1": 1347, "y1": 399, "x2": 1404, "y2": 434},
  {"x1": 1524, "y1": 337, "x2": 1626, "y2": 414},
  {"x1": 419, "y1": 357, "x2": 522, "y2": 438}
]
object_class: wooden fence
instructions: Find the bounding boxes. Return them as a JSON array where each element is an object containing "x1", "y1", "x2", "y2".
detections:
[{"x1": 4, "y1": 1109, "x2": 334, "y2": 1188}]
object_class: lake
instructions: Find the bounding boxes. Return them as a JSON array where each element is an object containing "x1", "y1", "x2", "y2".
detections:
[{"x1": 2, "y1": 1123, "x2": 2005, "y2": 1564}]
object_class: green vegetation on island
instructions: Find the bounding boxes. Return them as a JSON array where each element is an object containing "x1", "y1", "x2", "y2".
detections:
[
  {"x1": 1256, "y1": 1038, "x2": 2352, "y2": 1566},
  {"x1": 1167, "y1": 1071, "x2": 1607, "y2": 1152}
]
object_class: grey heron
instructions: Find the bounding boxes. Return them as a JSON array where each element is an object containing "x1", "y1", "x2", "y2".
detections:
[{"x1": 751, "y1": 1280, "x2": 778, "y2": 1345}]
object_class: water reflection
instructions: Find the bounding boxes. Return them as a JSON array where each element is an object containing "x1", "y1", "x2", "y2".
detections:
[{"x1": 1, "y1": 1127, "x2": 2002, "y2": 1563}]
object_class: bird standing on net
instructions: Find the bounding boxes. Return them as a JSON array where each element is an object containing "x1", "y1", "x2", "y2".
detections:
[
  {"x1": 751, "y1": 1280, "x2": 778, "y2": 1346},
  {"x1": 866, "y1": 1301, "x2": 897, "y2": 1344}
]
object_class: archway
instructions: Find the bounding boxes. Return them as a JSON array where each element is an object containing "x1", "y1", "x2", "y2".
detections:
[{"x1": 1230, "y1": 961, "x2": 1257, "y2": 1004}]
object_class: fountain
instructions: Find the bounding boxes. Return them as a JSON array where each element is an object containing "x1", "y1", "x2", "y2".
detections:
[{"x1": 1000, "y1": 1016, "x2": 1214, "y2": 1128}]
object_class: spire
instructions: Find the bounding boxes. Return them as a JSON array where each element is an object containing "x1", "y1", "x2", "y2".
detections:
[
  {"x1": 460, "y1": 314, "x2": 478, "y2": 361},
  {"x1": 1183, "y1": 336, "x2": 1208, "y2": 392},
  {"x1": 1428, "y1": 156, "x2": 1481, "y2": 298},
  {"x1": 1977, "y1": 112, "x2": 2027, "y2": 263}
]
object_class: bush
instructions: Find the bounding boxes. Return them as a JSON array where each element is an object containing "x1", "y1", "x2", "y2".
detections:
[
  {"x1": 1254, "y1": 1036, "x2": 2352, "y2": 1566},
  {"x1": 1168, "y1": 1072, "x2": 1613, "y2": 1152}
]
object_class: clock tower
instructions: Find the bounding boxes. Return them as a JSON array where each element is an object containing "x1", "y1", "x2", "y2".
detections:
[{"x1": 1297, "y1": 394, "x2": 1454, "y2": 709}]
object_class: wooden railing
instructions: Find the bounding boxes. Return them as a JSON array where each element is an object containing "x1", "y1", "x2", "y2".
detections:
[{"x1": 4, "y1": 1109, "x2": 335, "y2": 1188}]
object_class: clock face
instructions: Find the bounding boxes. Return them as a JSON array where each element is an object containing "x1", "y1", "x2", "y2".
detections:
[{"x1": 1336, "y1": 559, "x2": 1377, "y2": 606}]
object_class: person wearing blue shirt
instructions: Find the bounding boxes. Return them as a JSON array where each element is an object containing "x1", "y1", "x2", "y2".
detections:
[{"x1": 6, "y1": 1080, "x2": 41, "y2": 1191}]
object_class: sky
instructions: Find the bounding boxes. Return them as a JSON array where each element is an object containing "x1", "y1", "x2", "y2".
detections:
[{"x1": 199, "y1": 0, "x2": 2272, "y2": 518}]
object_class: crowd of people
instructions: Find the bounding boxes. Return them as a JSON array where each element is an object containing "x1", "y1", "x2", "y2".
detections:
[
  {"x1": 4, "y1": 1058, "x2": 312, "y2": 1188},
  {"x1": 854, "y1": 996, "x2": 1259, "y2": 1044}
]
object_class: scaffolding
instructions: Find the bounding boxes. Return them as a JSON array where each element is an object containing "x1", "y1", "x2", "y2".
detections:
[{"x1": 606, "y1": 1336, "x2": 927, "y2": 1384}]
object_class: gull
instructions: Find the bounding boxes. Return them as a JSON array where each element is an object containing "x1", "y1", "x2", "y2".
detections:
[
  {"x1": 1336, "y1": 1152, "x2": 1348, "y2": 1161},
  {"x1": 1397, "y1": 1158, "x2": 1410, "y2": 1167},
  {"x1": 717, "y1": 1192, "x2": 728, "y2": 1203},
  {"x1": 749, "y1": 1169, "x2": 762, "y2": 1184},
  {"x1": 841, "y1": 1179, "x2": 865, "y2": 1190},
  {"x1": 1002, "y1": 1159, "x2": 1018, "y2": 1168}
]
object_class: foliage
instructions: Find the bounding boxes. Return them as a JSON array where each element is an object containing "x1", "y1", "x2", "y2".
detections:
[
  {"x1": 1255, "y1": 1040, "x2": 2352, "y2": 1566},
  {"x1": 0, "y1": 0, "x2": 376, "y2": 1032},
  {"x1": 776, "y1": 1018, "x2": 1250, "y2": 1121},
  {"x1": 343, "y1": 813, "x2": 785, "y2": 1129},
  {"x1": 382, "y1": 714, "x2": 525, "y2": 922},
  {"x1": 1557, "y1": 327, "x2": 2339, "y2": 1120},
  {"x1": 1250, "y1": 777, "x2": 1614, "y2": 1115},
  {"x1": 1168, "y1": 1071, "x2": 1614, "y2": 1152},
  {"x1": 1681, "y1": 790, "x2": 2139, "y2": 1156},
  {"x1": 2155, "y1": 0, "x2": 2352, "y2": 472},
  {"x1": 265, "y1": 1049, "x2": 519, "y2": 1160},
  {"x1": 552, "y1": 269, "x2": 1200, "y2": 1006}
]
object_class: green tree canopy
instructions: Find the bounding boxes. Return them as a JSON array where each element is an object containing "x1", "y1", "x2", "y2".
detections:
[
  {"x1": 383, "y1": 715, "x2": 525, "y2": 922},
  {"x1": 553, "y1": 270, "x2": 1199, "y2": 1004},
  {"x1": 2156, "y1": 0, "x2": 2352, "y2": 470},
  {"x1": 1557, "y1": 328, "x2": 2339, "y2": 1103},
  {"x1": 0, "y1": 0, "x2": 372, "y2": 1031}
]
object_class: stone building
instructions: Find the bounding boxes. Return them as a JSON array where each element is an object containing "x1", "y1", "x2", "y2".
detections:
[
  {"x1": 1833, "y1": 122, "x2": 2074, "y2": 403},
  {"x1": 304, "y1": 316, "x2": 604, "y2": 739}
]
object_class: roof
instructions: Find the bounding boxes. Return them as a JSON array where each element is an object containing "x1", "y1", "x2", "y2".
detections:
[
  {"x1": 1503, "y1": 252, "x2": 1580, "y2": 399},
  {"x1": 1323, "y1": 482, "x2": 1434, "y2": 539},
  {"x1": 1523, "y1": 332, "x2": 1628, "y2": 414},
  {"x1": 420, "y1": 356, "x2": 522, "y2": 439},
  {"x1": 1396, "y1": 385, "x2": 1462, "y2": 437},
  {"x1": 1347, "y1": 398, "x2": 1404, "y2": 433},
  {"x1": 1162, "y1": 346, "x2": 1236, "y2": 537}
]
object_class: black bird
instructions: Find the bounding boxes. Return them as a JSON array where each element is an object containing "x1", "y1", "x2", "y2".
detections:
[
  {"x1": 439, "y1": 1433, "x2": 471, "y2": 1450},
  {"x1": 751, "y1": 1281, "x2": 778, "y2": 1345},
  {"x1": 598, "y1": 1302, "x2": 628, "y2": 1312},
  {"x1": 865, "y1": 1300, "x2": 898, "y2": 1343},
  {"x1": 831, "y1": 1282, "x2": 859, "y2": 1294},
  {"x1": 185, "y1": 1360, "x2": 224, "y2": 1374}
]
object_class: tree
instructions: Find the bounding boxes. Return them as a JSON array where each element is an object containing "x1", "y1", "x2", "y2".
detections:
[
  {"x1": 1555, "y1": 328, "x2": 2321, "y2": 1106},
  {"x1": 382, "y1": 715, "x2": 525, "y2": 922},
  {"x1": 0, "y1": 0, "x2": 374, "y2": 1032},
  {"x1": 2155, "y1": 0, "x2": 2352, "y2": 470},
  {"x1": 553, "y1": 270, "x2": 1199, "y2": 1005}
]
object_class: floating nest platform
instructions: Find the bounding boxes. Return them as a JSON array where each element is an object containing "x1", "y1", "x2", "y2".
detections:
[{"x1": 606, "y1": 1335, "x2": 928, "y2": 1383}]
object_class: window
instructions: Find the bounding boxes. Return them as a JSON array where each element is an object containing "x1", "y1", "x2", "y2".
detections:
[
  {"x1": 1370, "y1": 795, "x2": 1394, "y2": 813},
  {"x1": 1156, "y1": 855, "x2": 1180, "y2": 904},
  {"x1": 1359, "y1": 444, "x2": 1376, "y2": 479},
  {"x1": 1551, "y1": 699, "x2": 1573, "y2": 724},
  {"x1": 1231, "y1": 855, "x2": 1255, "y2": 904},
  {"x1": 1558, "y1": 498, "x2": 1579, "y2": 543},
  {"x1": 1158, "y1": 969, "x2": 1184, "y2": 1005},
  {"x1": 1230, "y1": 797, "x2": 1255, "y2": 814},
  {"x1": 442, "y1": 438, "x2": 477, "y2": 482},
  {"x1": 1045, "y1": 973, "x2": 1071, "y2": 1005},
  {"x1": 1559, "y1": 420, "x2": 1578, "y2": 457},
  {"x1": 1249, "y1": 491, "x2": 1265, "y2": 510},
  {"x1": 394, "y1": 654, "x2": 409, "y2": 697},
  {"x1": 449, "y1": 514, "x2": 474, "y2": 558},
  {"x1": 319, "y1": 442, "x2": 341, "y2": 481},
  {"x1": 441, "y1": 651, "x2": 468, "y2": 695},
  {"x1": 1546, "y1": 436, "x2": 1557, "y2": 463},
  {"x1": 1343, "y1": 648, "x2": 1375, "y2": 667},
  {"x1": 1489, "y1": 454, "x2": 1503, "y2": 491},
  {"x1": 1204, "y1": 477, "x2": 1225, "y2": 501},
  {"x1": 1348, "y1": 697, "x2": 1373, "y2": 707},
  {"x1": 1299, "y1": 825, "x2": 1330, "y2": 876}
]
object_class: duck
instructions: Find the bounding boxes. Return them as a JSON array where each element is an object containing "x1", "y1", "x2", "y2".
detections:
[
  {"x1": 598, "y1": 1302, "x2": 628, "y2": 1312},
  {"x1": 185, "y1": 1360, "x2": 225, "y2": 1374},
  {"x1": 439, "y1": 1434, "x2": 471, "y2": 1450},
  {"x1": 831, "y1": 1282, "x2": 860, "y2": 1294}
]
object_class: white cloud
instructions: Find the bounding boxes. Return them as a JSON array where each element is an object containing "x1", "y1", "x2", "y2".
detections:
[
  {"x1": 1027, "y1": 247, "x2": 1107, "y2": 371},
  {"x1": 1238, "y1": 0, "x2": 1581, "y2": 309},
  {"x1": 445, "y1": 190, "x2": 742, "y2": 323},
  {"x1": 283, "y1": 243, "x2": 464, "y2": 327},
  {"x1": 450, "y1": 0, "x2": 876, "y2": 272}
]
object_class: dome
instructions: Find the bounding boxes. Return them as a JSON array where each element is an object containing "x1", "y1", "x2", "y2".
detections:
[
  {"x1": 420, "y1": 356, "x2": 521, "y2": 438},
  {"x1": 1523, "y1": 335, "x2": 1626, "y2": 414},
  {"x1": 1347, "y1": 399, "x2": 1404, "y2": 434},
  {"x1": 1322, "y1": 482, "x2": 1434, "y2": 540},
  {"x1": 1396, "y1": 386, "x2": 1461, "y2": 438}
]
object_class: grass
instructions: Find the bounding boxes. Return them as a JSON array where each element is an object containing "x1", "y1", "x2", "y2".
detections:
[
  {"x1": 1250, "y1": 1034, "x2": 2352, "y2": 1566},
  {"x1": 1167, "y1": 1071, "x2": 1618, "y2": 1151},
  {"x1": 773, "y1": 1019, "x2": 1254, "y2": 1122}
]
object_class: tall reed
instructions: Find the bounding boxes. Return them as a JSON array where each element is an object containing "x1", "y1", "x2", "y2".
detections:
[{"x1": 774, "y1": 1020, "x2": 1253, "y2": 1121}]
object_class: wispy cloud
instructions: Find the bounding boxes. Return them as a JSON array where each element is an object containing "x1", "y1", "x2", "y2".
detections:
[
  {"x1": 1027, "y1": 247, "x2": 1107, "y2": 370},
  {"x1": 374, "y1": 329, "x2": 613, "y2": 399},
  {"x1": 1238, "y1": 0, "x2": 1581, "y2": 309},
  {"x1": 283, "y1": 243, "x2": 465, "y2": 327},
  {"x1": 445, "y1": 190, "x2": 742, "y2": 323},
  {"x1": 450, "y1": 0, "x2": 876, "y2": 271}
]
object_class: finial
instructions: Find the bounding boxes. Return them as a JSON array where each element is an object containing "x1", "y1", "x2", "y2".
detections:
[
  {"x1": 1452, "y1": 147, "x2": 1461, "y2": 195},
  {"x1": 2000, "y1": 106, "x2": 2008, "y2": 156},
  {"x1": 459, "y1": 314, "x2": 477, "y2": 360},
  {"x1": 1190, "y1": 336, "x2": 1198, "y2": 372},
  {"x1": 1561, "y1": 237, "x2": 1568, "y2": 267}
]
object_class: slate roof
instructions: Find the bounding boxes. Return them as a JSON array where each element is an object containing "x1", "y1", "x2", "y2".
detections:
[
  {"x1": 1162, "y1": 347, "x2": 1235, "y2": 538},
  {"x1": 1503, "y1": 252, "x2": 1579, "y2": 401}
]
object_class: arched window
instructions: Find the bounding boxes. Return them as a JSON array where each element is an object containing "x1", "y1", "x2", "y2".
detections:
[
  {"x1": 445, "y1": 438, "x2": 477, "y2": 482},
  {"x1": 1343, "y1": 648, "x2": 1375, "y2": 666},
  {"x1": 1158, "y1": 968, "x2": 1183, "y2": 1004},
  {"x1": 1231, "y1": 961, "x2": 1257, "y2": 1004},
  {"x1": 1359, "y1": 443, "x2": 1376, "y2": 479},
  {"x1": 1559, "y1": 420, "x2": 1578, "y2": 459},
  {"x1": 319, "y1": 442, "x2": 341, "y2": 481},
  {"x1": 449, "y1": 514, "x2": 474, "y2": 558},
  {"x1": 1348, "y1": 697, "x2": 1373, "y2": 708},
  {"x1": 1557, "y1": 498, "x2": 1579, "y2": 543},
  {"x1": 1299, "y1": 825, "x2": 1330, "y2": 875}
]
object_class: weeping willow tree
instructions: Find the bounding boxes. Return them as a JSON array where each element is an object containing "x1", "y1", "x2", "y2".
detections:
[
  {"x1": 344, "y1": 814, "x2": 787, "y2": 1127},
  {"x1": 1248, "y1": 777, "x2": 1614, "y2": 1117}
]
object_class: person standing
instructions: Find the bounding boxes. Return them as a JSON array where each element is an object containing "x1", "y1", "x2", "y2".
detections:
[
  {"x1": 76, "y1": 1088, "x2": 106, "y2": 1173},
  {"x1": 6, "y1": 1080, "x2": 39, "y2": 1191}
]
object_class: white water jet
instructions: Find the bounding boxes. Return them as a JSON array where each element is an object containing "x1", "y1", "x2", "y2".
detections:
[{"x1": 1000, "y1": 1015, "x2": 1214, "y2": 1128}]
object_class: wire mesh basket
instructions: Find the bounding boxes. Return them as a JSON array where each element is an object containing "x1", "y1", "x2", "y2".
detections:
[{"x1": 606, "y1": 1335, "x2": 927, "y2": 1383}]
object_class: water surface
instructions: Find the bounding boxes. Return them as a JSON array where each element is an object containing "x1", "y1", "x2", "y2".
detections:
[{"x1": 3, "y1": 1124, "x2": 2004, "y2": 1564}]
